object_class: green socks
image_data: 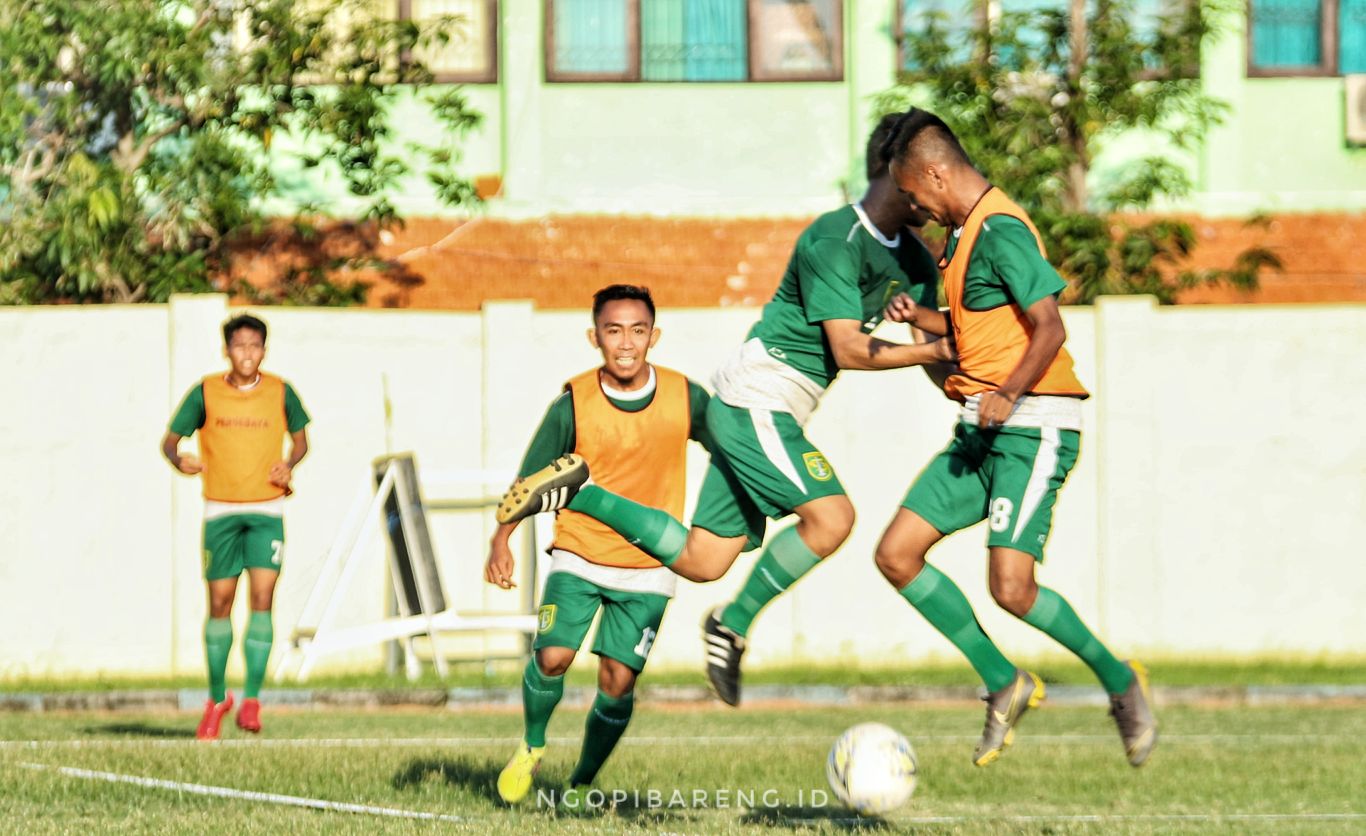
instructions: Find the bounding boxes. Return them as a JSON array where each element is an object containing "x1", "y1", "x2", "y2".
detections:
[
  {"x1": 243, "y1": 610, "x2": 273, "y2": 700},
  {"x1": 899, "y1": 564, "x2": 1016, "y2": 693},
  {"x1": 567, "y1": 485, "x2": 688, "y2": 565},
  {"x1": 569, "y1": 690, "x2": 634, "y2": 787},
  {"x1": 521, "y1": 658, "x2": 565, "y2": 748},
  {"x1": 720, "y1": 526, "x2": 821, "y2": 637},
  {"x1": 204, "y1": 618, "x2": 233, "y2": 703},
  {"x1": 1023, "y1": 586, "x2": 1133, "y2": 694}
]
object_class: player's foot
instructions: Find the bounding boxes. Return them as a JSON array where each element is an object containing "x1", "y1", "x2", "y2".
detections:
[
  {"x1": 973, "y1": 669, "x2": 1045, "y2": 766},
  {"x1": 496, "y1": 741, "x2": 546, "y2": 804},
  {"x1": 196, "y1": 692, "x2": 235, "y2": 741},
  {"x1": 1109, "y1": 660, "x2": 1157, "y2": 767},
  {"x1": 236, "y1": 697, "x2": 262, "y2": 733},
  {"x1": 495, "y1": 454, "x2": 589, "y2": 524},
  {"x1": 702, "y1": 606, "x2": 745, "y2": 707}
]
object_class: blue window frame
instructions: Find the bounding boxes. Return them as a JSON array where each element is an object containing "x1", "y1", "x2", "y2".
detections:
[{"x1": 1248, "y1": 0, "x2": 1366, "y2": 76}]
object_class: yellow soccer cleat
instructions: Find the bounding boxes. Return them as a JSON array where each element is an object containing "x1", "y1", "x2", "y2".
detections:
[
  {"x1": 496, "y1": 454, "x2": 589, "y2": 524},
  {"x1": 496, "y1": 742, "x2": 546, "y2": 804}
]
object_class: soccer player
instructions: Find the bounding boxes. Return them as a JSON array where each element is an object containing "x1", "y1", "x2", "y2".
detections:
[
  {"x1": 497, "y1": 113, "x2": 953, "y2": 707},
  {"x1": 161, "y1": 314, "x2": 310, "y2": 741},
  {"x1": 488, "y1": 284, "x2": 713, "y2": 804},
  {"x1": 875, "y1": 110, "x2": 1156, "y2": 767}
]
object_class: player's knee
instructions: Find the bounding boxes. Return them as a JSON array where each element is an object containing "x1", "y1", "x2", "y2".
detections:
[
  {"x1": 598, "y1": 659, "x2": 637, "y2": 697},
  {"x1": 535, "y1": 648, "x2": 574, "y2": 677},
  {"x1": 873, "y1": 538, "x2": 923, "y2": 587},
  {"x1": 801, "y1": 501, "x2": 855, "y2": 557},
  {"x1": 990, "y1": 577, "x2": 1036, "y2": 618}
]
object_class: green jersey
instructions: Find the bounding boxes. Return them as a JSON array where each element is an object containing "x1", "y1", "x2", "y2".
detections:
[
  {"x1": 747, "y1": 204, "x2": 940, "y2": 388},
  {"x1": 943, "y1": 215, "x2": 1066, "y2": 311}
]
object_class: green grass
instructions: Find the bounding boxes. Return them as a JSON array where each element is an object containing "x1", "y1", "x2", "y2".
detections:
[
  {"x1": 2, "y1": 702, "x2": 1362, "y2": 833},
  {"x1": 5, "y1": 654, "x2": 1365, "y2": 693}
]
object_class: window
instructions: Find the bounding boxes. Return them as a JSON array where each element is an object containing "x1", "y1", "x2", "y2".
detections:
[
  {"x1": 545, "y1": 0, "x2": 843, "y2": 82},
  {"x1": 282, "y1": 0, "x2": 498, "y2": 82},
  {"x1": 897, "y1": 0, "x2": 1196, "y2": 76},
  {"x1": 1249, "y1": 0, "x2": 1366, "y2": 76}
]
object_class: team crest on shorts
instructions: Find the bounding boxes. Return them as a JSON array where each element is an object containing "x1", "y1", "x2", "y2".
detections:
[
  {"x1": 537, "y1": 604, "x2": 557, "y2": 633},
  {"x1": 802, "y1": 452, "x2": 833, "y2": 482}
]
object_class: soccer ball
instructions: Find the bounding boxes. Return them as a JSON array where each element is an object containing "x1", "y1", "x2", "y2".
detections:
[{"x1": 825, "y1": 722, "x2": 918, "y2": 816}]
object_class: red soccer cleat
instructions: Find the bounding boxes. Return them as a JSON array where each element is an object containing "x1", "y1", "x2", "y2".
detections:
[
  {"x1": 236, "y1": 698, "x2": 262, "y2": 733},
  {"x1": 196, "y1": 692, "x2": 235, "y2": 741}
]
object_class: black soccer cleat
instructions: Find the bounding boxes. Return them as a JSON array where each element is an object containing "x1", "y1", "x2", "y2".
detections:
[
  {"x1": 702, "y1": 606, "x2": 746, "y2": 707},
  {"x1": 495, "y1": 454, "x2": 589, "y2": 524}
]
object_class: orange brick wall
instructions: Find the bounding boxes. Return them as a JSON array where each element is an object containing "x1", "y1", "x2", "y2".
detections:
[{"x1": 224, "y1": 213, "x2": 1366, "y2": 309}]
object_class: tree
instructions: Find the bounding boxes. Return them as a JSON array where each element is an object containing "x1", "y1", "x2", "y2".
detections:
[
  {"x1": 0, "y1": 0, "x2": 481, "y2": 304},
  {"x1": 878, "y1": 0, "x2": 1280, "y2": 303}
]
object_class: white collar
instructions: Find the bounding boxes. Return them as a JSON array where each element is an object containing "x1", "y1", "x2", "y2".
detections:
[
  {"x1": 601, "y1": 365, "x2": 656, "y2": 401},
  {"x1": 851, "y1": 202, "x2": 901, "y2": 248}
]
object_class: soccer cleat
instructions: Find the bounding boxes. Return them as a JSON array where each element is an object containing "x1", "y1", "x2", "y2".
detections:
[
  {"x1": 495, "y1": 454, "x2": 590, "y2": 525},
  {"x1": 973, "y1": 669, "x2": 1045, "y2": 767},
  {"x1": 1109, "y1": 660, "x2": 1158, "y2": 767},
  {"x1": 196, "y1": 692, "x2": 235, "y2": 741},
  {"x1": 236, "y1": 697, "x2": 262, "y2": 733},
  {"x1": 702, "y1": 606, "x2": 746, "y2": 707},
  {"x1": 496, "y1": 741, "x2": 546, "y2": 804}
]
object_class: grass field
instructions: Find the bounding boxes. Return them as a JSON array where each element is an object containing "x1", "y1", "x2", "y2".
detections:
[{"x1": 3, "y1": 701, "x2": 1363, "y2": 834}]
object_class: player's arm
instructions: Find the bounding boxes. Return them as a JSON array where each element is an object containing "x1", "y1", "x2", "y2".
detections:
[
  {"x1": 163, "y1": 384, "x2": 205, "y2": 475},
  {"x1": 822, "y1": 318, "x2": 955, "y2": 371},
  {"x1": 910, "y1": 326, "x2": 955, "y2": 393},
  {"x1": 686, "y1": 380, "x2": 716, "y2": 455},
  {"x1": 884, "y1": 292, "x2": 950, "y2": 336},
  {"x1": 977, "y1": 222, "x2": 1069, "y2": 427},
  {"x1": 271, "y1": 386, "x2": 312, "y2": 488},
  {"x1": 160, "y1": 431, "x2": 203, "y2": 475},
  {"x1": 488, "y1": 392, "x2": 575, "y2": 588}
]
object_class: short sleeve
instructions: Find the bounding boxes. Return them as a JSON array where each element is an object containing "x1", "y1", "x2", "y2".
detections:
[
  {"x1": 168, "y1": 384, "x2": 206, "y2": 436},
  {"x1": 284, "y1": 383, "x2": 311, "y2": 433},
  {"x1": 686, "y1": 380, "x2": 715, "y2": 453},
  {"x1": 981, "y1": 218, "x2": 1067, "y2": 309},
  {"x1": 796, "y1": 237, "x2": 863, "y2": 325}
]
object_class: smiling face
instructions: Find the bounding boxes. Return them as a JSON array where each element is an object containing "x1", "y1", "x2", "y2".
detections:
[
  {"x1": 589, "y1": 298, "x2": 659, "y2": 388},
  {"x1": 224, "y1": 325, "x2": 265, "y2": 383}
]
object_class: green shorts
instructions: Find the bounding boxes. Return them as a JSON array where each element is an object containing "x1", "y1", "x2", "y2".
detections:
[
  {"x1": 690, "y1": 398, "x2": 846, "y2": 550},
  {"x1": 902, "y1": 423, "x2": 1080, "y2": 561},
  {"x1": 203, "y1": 514, "x2": 285, "y2": 581},
  {"x1": 534, "y1": 571, "x2": 670, "y2": 672}
]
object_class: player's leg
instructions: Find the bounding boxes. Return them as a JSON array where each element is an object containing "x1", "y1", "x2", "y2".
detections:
[
  {"x1": 672, "y1": 451, "x2": 766, "y2": 583},
  {"x1": 568, "y1": 588, "x2": 667, "y2": 787},
  {"x1": 983, "y1": 427, "x2": 1155, "y2": 765},
  {"x1": 499, "y1": 572, "x2": 597, "y2": 803},
  {"x1": 704, "y1": 403, "x2": 850, "y2": 706},
  {"x1": 237, "y1": 516, "x2": 285, "y2": 732},
  {"x1": 199, "y1": 517, "x2": 243, "y2": 740},
  {"x1": 883, "y1": 426, "x2": 1040, "y2": 765}
]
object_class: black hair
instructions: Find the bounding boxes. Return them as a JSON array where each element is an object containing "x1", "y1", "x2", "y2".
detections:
[
  {"x1": 222, "y1": 313, "x2": 268, "y2": 346},
  {"x1": 866, "y1": 112, "x2": 906, "y2": 181},
  {"x1": 592, "y1": 284, "x2": 656, "y2": 323},
  {"x1": 882, "y1": 109, "x2": 972, "y2": 169}
]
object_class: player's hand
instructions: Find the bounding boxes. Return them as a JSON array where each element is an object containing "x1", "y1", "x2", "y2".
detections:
[
  {"x1": 177, "y1": 454, "x2": 203, "y2": 475},
  {"x1": 978, "y1": 390, "x2": 1018, "y2": 428},
  {"x1": 268, "y1": 461, "x2": 292, "y2": 488},
  {"x1": 485, "y1": 540, "x2": 517, "y2": 589},
  {"x1": 883, "y1": 292, "x2": 920, "y2": 325}
]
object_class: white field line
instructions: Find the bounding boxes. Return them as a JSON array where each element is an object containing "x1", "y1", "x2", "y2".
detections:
[
  {"x1": 806, "y1": 813, "x2": 1366, "y2": 825},
  {"x1": 0, "y1": 732, "x2": 1352, "y2": 750},
  {"x1": 19, "y1": 762, "x2": 468, "y2": 823}
]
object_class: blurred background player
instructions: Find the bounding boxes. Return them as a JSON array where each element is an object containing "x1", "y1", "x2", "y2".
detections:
[
  {"x1": 497, "y1": 113, "x2": 952, "y2": 707},
  {"x1": 876, "y1": 110, "x2": 1156, "y2": 767},
  {"x1": 486, "y1": 285, "x2": 713, "y2": 803},
  {"x1": 161, "y1": 313, "x2": 310, "y2": 740}
]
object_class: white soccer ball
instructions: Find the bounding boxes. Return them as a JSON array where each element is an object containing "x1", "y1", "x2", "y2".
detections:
[{"x1": 825, "y1": 722, "x2": 918, "y2": 816}]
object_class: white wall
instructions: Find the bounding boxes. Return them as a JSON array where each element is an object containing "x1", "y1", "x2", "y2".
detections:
[{"x1": 0, "y1": 295, "x2": 1362, "y2": 678}]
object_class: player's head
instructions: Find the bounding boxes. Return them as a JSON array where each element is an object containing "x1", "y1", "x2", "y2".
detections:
[
  {"x1": 869, "y1": 111, "x2": 932, "y2": 229},
  {"x1": 222, "y1": 313, "x2": 267, "y2": 380},
  {"x1": 883, "y1": 109, "x2": 973, "y2": 227},
  {"x1": 589, "y1": 284, "x2": 660, "y2": 385}
]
